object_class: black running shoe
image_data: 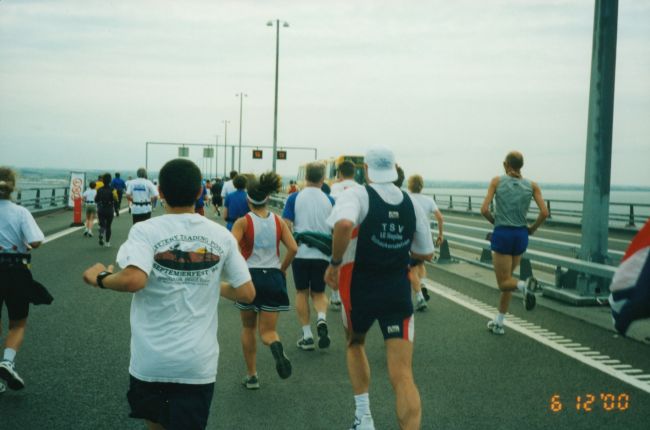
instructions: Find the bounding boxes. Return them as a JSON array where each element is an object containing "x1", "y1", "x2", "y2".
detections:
[
  {"x1": 270, "y1": 341, "x2": 292, "y2": 379},
  {"x1": 317, "y1": 319, "x2": 330, "y2": 349},
  {"x1": 0, "y1": 360, "x2": 24, "y2": 390},
  {"x1": 421, "y1": 286, "x2": 430, "y2": 302},
  {"x1": 242, "y1": 374, "x2": 259, "y2": 390},
  {"x1": 99, "y1": 236, "x2": 104, "y2": 246}
]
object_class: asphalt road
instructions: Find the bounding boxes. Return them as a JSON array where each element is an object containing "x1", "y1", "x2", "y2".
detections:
[{"x1": 1, "y1": 207, "x2": 648, "y2": 429}]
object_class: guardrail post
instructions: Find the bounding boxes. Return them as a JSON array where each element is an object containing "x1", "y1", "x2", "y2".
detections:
[
  {"x1": 64, "y1": 188, "x2": 69, "y2": 207},
  {"x1": 467, "y1": 196, "x2": 472, "y2": 212},
  {"x1": 480, "y1": 233, "x2": 492, "y2": 264},
  {"x1": 519, "y1": 258, "x2": 533, "y2": 281},
  {"x1": 626, "y1": 204, "x2": 635, "y2": 227},
  {"x1": 17, "y1": 191, "x2": 22, "y2": 206},
  {"x1": 50, "y1": 189, "x2": 56, "y2": 207},
  {"x1": 449, "y1": 195, "x2": 453, "y2": 210},
  {"x1": 35, "y1": 189, "x2": 42, "y2": 209},
  {"x1": 546, "y1": 200, "x2": 552, "y2": 219},
  {"x1": 436, "y1": 239, "x2": 452, "y2": 264}
]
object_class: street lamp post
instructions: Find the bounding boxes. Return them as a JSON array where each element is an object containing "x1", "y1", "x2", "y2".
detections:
[
  {"x1": 214, "y1": 134, "x2": 219, "y2": 178},
  {"x1": 223, "y1": 120, "x2": 230, "y2": 177},
  {"x1": 236, "y1": 93, "x2": 247, "y2": 172},
  {"x1": 267, "y1": 19, "x2": 289, "y2": 173}
]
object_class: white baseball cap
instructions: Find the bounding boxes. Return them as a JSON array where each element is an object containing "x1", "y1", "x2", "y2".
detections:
[{"x1": 365, "y1": 146, "x2": 398, "y2": 183}]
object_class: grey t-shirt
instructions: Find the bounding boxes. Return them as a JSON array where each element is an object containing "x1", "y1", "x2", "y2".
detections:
[{"x1": 494, "y1": 175, "x2": 533, "y2": 227}]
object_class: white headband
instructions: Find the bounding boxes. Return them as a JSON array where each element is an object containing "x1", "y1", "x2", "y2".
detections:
[{"x1": 247, "y1": 195, "x2": 269, "y2": 205}]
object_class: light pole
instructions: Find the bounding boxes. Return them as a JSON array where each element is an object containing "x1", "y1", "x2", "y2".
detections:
[
  {"x1": 223, "y1": 120, "x2": 230, "y2": 177},
  {"x1": 267, "y1": 19, "x2": 289, "y2": 173},
  {"x1": 214, "y1": 134, "x2": 219, "y2": 178},
  {"x1": 236, "y1": 93, "x2": 247, "y2": 172}
]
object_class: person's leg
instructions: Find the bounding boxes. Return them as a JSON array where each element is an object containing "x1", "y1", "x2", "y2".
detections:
[
  {"x1": 386, "y1": 338, "x2": 420, "y2": 430},
  {"x1": 240, "y1": 310, "x2": 258, "y2": 377},
  {"x1": 258, "y1": 311, "x2": 279, "y2": 345},
  {"x1": 4, "y1": 318, "x2": 26, "y2": 352},
  {"x1": 347, "y1": 331, "x2": 370, "y2": 395},
  {"x1": 105, "y1": 213, "x2": 114, "y2": 243},
  {"x1": 292, "y1": 259, "x2": 314, "y2": 346},
  {"x1": 310, "y1": 260, "x2": 331, "y2": 348},
  {"x1": 98, "y1": 213, "x2": 106, "y2": 244}
]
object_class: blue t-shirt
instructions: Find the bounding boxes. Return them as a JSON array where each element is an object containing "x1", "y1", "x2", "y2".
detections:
[
  {"x1": 195, "y1": 185, "x2": 207, "y2": 209},
  {"x1": 111, "y1": 177, "x2": 126, "y2": 191},
  {"x1": 225, "y1": 190, "x2": 250, "y2": 223}
]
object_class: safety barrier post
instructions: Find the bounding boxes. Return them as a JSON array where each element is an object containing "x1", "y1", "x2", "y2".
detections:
[
  {"x1": 519, "y1": 258, "x2": 533, "y2": 281},
  {"x1": 50, "y1": 189, "x2": 57, "y2": 207},
  {"x1": 70, "y1": 197, "x2": 83, "y2": 227},
  {"x1": 626, "y1": 205, "x2": 635, "y2": 227},
  {"x1": 480, "y1": 233, "x2": 492, "y2": 264},
  {"x1": 35, "y1": 189, "x2": 42, "y2": 209},
  {"x1": 467, "y1": 196, "x2": 472, "y2": 212},
  {"x1": 436, "y1": 239, "x2": 453, "y2": 264},
  {"x1": 449, "y1": 195, "x2": 454, "y2": 210}
]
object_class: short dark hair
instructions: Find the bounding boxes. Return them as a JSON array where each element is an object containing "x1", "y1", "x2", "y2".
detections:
[
  {"x1": 337, "y1": 160, "x2": 355, "y2": 179},
  {"x1": 115, "y1": 172, "x2": 121, "y2": 178},
  {"x1": 0, "y1": 167, "x2": 17, "y2": 200},
  {"x1": 247, "y1": 172, "x2": 281, "y2": 207},
  {"x1": 306, "y1": 162, "x2": 325, "y2": 184},
  {"x1": 229, "y1": 170, "x2": 238, "y2": 180},
  {"x1": 159, "y1": 159, "x2": 202, "y2": 207},
  {"x1": 102, "y1": 173, "x2": 112, "y2": 185},
  {"x1": 233, "y1": 174, "x2": 247, "y2": 190},
  {"x1": 89, "y1": 181, "x2": 97, "y2": 189},
  {"x1": 137, "y1": 167, "x2": 147, "y2": 178},
  {"x1": 393, "y1": 166, "x2": 405, "y2": 188}
]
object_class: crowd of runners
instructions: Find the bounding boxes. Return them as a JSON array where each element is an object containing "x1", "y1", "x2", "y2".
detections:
[{"x1": 11, "y1": 147, "x2": 647, "y2": 430}]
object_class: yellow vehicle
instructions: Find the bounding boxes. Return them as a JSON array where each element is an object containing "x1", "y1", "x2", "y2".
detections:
[{"x1": 296, "y1": 155, "x2": 365, "y2": 189}]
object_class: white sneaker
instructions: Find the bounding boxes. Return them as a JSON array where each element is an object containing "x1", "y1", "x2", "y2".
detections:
[
  {"x1": 104, "y1": 242, "x2": 111, "y2": 247},
  {"x1": 0, "y1": 360, "x2": 25, "y2": 390},
  {"x1": 350, "y1": 414, "x2": 375, "y2": 430},
  {"x1": 487, "y1": 320, "x2": 505, "y2": 335},
  {"x1": 415, "y1": 297, "x2": 428, "y2": 312}
]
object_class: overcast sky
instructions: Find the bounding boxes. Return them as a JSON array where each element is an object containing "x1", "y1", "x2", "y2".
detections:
[{"x1": 1, "y1": 0, "x2": 648, "y2": 185}]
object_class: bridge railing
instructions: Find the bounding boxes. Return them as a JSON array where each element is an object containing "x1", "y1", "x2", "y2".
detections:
[
  {"x1": 431, "y1": 193, "x2": 649, "y2": 228},
  {"x1": 15, "y1": 187, "x2": 70, "y2": 213}
]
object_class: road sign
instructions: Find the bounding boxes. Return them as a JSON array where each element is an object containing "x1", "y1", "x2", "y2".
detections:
[
  {"x1": 277, "y1": 150, "x2": 287, "y2": 160},
  {"x1": 178, "y1": 147, "x2": 189, "y2": 157},
  {"x1": 253, "y1": 149, "x2": 263, "y2": 159},
  {"x1": 203, "y1": 148, "x2": 214, "y2": 158}
]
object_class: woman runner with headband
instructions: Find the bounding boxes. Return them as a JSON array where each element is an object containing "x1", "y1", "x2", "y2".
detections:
[{"x1": 230, "y1": 172, "x2": 298, "y2": 389}]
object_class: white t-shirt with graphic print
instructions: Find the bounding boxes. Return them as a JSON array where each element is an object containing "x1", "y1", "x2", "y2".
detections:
[{"x1": 116, "y1": 213, "x2": 251, "y2": 384}]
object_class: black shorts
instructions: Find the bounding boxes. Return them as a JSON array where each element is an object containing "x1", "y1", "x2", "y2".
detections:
[
  {"x1": 291, "y1": 258, "x2": 329, "y2": 293},
  {"x1": 212, "y1": 195, "x2": 223, "y2": 207},
  {"x1": 236, "y1": 268, "x2": 290, "y2": 312},
  {"x1": 0, "y1": 265, "x2": 31, "y2": 320},
  {"x1": 344, "y1": 270, "x2": 414, "y2": 341},
  {"x1": 127, "y1": 375, "x2": 215, "y2": 430},
  {"x1": 132, "y1": 213, "x2": 152, "y2": 224}
]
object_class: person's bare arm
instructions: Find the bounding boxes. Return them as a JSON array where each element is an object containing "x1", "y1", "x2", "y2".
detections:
[
  {"x1": 433, "y1": 209, "x2": 444, "y2": 247},
  {"x1": 82, "y1": 264, "x2": 148, "y2": 293},
  {"x1": 222, "y1": 280, "x2": 255, "y2": 303},
  {"x1": 528, "y1": 181, "x2": 549, "y2": 235},
  {"x1": 222, "y1": 206, "x2": 229, "y2": 221},
  {"x1": 324, "y1": 219, "x2": 354, "y2": 288},
  {"x1": 29, "y1": 241, "x2": 42, "y2": 249},
  {"x1": 480, "y1": 176, "x2": 499, "y2": 225},
  {"x1": 279, "y1": 218, "x2": 298, "y2": 274},
  {"x1": 231, "y1": 217, "x2": 247, "y2": 243},
  {"x1": 283, "y1": 218, "x2": 293, "y2": 232}
]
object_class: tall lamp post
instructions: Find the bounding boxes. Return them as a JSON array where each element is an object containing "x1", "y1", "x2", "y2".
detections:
[
  {"x1": 214, "y1": 134, "x2": 219, "y2": 178},
  {"x1": 267, "y1": 19, "x2": 289, "y2": 173},
  {"x1": 236, "y1": 93, "x2": 247, "y2": 172},
  {"x1": 223, "y1": 120, "x2": 230, "y2": 177}
]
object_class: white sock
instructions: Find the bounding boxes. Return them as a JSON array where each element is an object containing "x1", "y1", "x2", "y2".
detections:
[
  {"x1": 354, "y1": 393, "x2": 371, "y2": 418},
  {"x1": 331, "y1": 291, "x2": 340, "y2": 301},
  {"x1": 317, "y1": 312, "x2": 326, "y2": 322},
  {"x1": 495, "y1": 313, "x2": 505, "y2": 325},
  {"x1": 302, "y1": 325, "x2": 313, "y2": 339},
  {"x1": 416, "y1": 291, "x2": 425, "y2": 301},
  {"x1": 3, "y1": 348, "x2": 17, "y2": 363},
  {"x1": 516, "y1": 280, "x2": 525, "y2": 291}
]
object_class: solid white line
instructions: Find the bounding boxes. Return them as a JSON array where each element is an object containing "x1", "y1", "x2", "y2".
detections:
[
  {"x1": 423, "y1": 279, "x2": 650, "y2": 395},
  {"x1": 42, "y1": 207, "x2": 130, "y2": 245}
]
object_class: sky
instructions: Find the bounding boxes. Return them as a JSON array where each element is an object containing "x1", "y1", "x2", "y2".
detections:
[{"x1": 0, "y1": 0, "x2": 649, "y2": 186}]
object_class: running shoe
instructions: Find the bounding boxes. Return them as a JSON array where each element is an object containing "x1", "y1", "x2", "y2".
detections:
[
  {"x1": 350, "y1": 414, "x2": 375, "y2": 430},
  {"x1": 0, "y1": 360, "x2": 25, "y2": 390},
  {"x1": 329, "y1": 300, "x2": 341, "y2": 311},
  {"x1": 523, "y1": 277, "x2": 538, "y2": 311},
  {"x1": 104, "y1": 242, "x2": 111, "y2": 248},
  {"x1": 87, "y1": 231, "x2": 93, "y2": 237},
  {"x1": 316, "y1": 319, "x2": 330, "y2": 349},
  {"x1": 242, "y1": 374, "x2": 260, "y2": 390},
  {"x1": 270, "y1": 341, "x2": 292, "y2": 379},
  {"x1": 83, "y1": 229, "x2": 88, "y2": 237},
  {"x1": 421, "y1": 285, "x2": 431, "y2": 302},
  {"x1": 296, "y1": 336, "x2": 315, "y2": 351},
  {"x1": 99, "y1": 236, "x2": 104, "y2": 246},
  {"x1": 487, "y1": 320, "x2": 505, "y2": 335},
  {"x1": 416, "y1": 297, "x2": 428, "y2": 312}
]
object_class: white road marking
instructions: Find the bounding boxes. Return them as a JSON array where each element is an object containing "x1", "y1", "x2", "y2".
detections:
[
  {"x1": 43, "y1": 207, "x2": 130, "y2": 244},
  {"x1": 423, "y1": 279, "x2": 650, "y2": 394}
]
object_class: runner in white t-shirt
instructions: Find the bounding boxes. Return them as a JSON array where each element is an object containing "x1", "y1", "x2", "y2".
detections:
[
  {"x1": 83, "y1": 159, "x2": 255, "y2": 430},
  {"x1": 82, "y1": 182, "x2": 98, "y2": 237},
  {"x1": 328, "y1": 160, "x2": 362, "y2": 310},
  {"x1": 407, "y1": 174, "x2": 444, "y2": 311},
  {"x1": 220, "y1": 170, "x2": 238, "y2": 198},
  {"x1": 126, "y1": 168, "x2": 159, "y2": 225}
]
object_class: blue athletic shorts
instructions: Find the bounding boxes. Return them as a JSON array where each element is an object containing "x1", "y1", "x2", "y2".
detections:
[
  {"x1": 236, "y1": 268, "x2": 290, "y2": 312},
  {"x1": 490, "y1": 226, "x2": 528, "y2": 256},
  {"x1": 291, "y1": 258, "x2": 329, "y2": 293},
  {"x1": 127, "y1": 375, "x2": 214, "y2": 430}
]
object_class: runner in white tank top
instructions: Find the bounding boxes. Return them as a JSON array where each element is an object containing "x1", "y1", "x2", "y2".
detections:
[{"x1": 231, "y1": 172, "x2": 298, "y2": 389}]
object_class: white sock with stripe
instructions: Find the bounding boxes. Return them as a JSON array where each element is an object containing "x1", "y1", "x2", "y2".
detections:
[{"x1": 354, "y1": 393, "x2": 371, "y2": 418}]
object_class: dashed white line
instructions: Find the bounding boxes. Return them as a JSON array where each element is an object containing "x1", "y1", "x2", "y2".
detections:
[{"x1": 423, "y1": 279, "x2": 650, "y2": 394}]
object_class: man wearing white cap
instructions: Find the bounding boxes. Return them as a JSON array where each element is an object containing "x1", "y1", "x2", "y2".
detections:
[{"x1": 325, "y1": 146, "x2": 434, "y2": 430}]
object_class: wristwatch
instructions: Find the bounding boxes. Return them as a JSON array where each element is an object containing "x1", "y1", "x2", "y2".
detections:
[
  {"x1": 96, "y1": 271, "x2": 112, "y2": 289},
  {"x1": 329, "y1": 258, "x2": 342, "y2": 267}
]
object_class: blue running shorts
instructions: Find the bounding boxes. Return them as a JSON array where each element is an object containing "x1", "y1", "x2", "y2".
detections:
[{"x1": 490, "y1": 226, "x2": 529, "y2": 256}]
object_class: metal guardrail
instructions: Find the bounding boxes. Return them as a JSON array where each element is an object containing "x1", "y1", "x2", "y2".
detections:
[
  {"x1": 432, "y1": 193, "x2": 649, "y2": 228},
  {"x1": 15, "y1": 187, "x2": 70, "y2": 213},
  {"x1": 442, "y1": 221, "x2": 624, "y2": 265}
]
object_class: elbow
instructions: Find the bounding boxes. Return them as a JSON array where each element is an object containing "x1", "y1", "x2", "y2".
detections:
[
  {"x1": 335, "y1": 219, "x2": 354, "y2": 232},
  {"x1": 29, "y1": 241, "x2": 42, "y2": 249},
  {"x1": 480, "y1": 207, "x2": 490, "y2": 217}
]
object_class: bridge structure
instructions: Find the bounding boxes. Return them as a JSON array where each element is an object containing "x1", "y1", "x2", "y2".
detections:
[{"x1": 0, "y1": 202, "x2": 648, "y2": 430}]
